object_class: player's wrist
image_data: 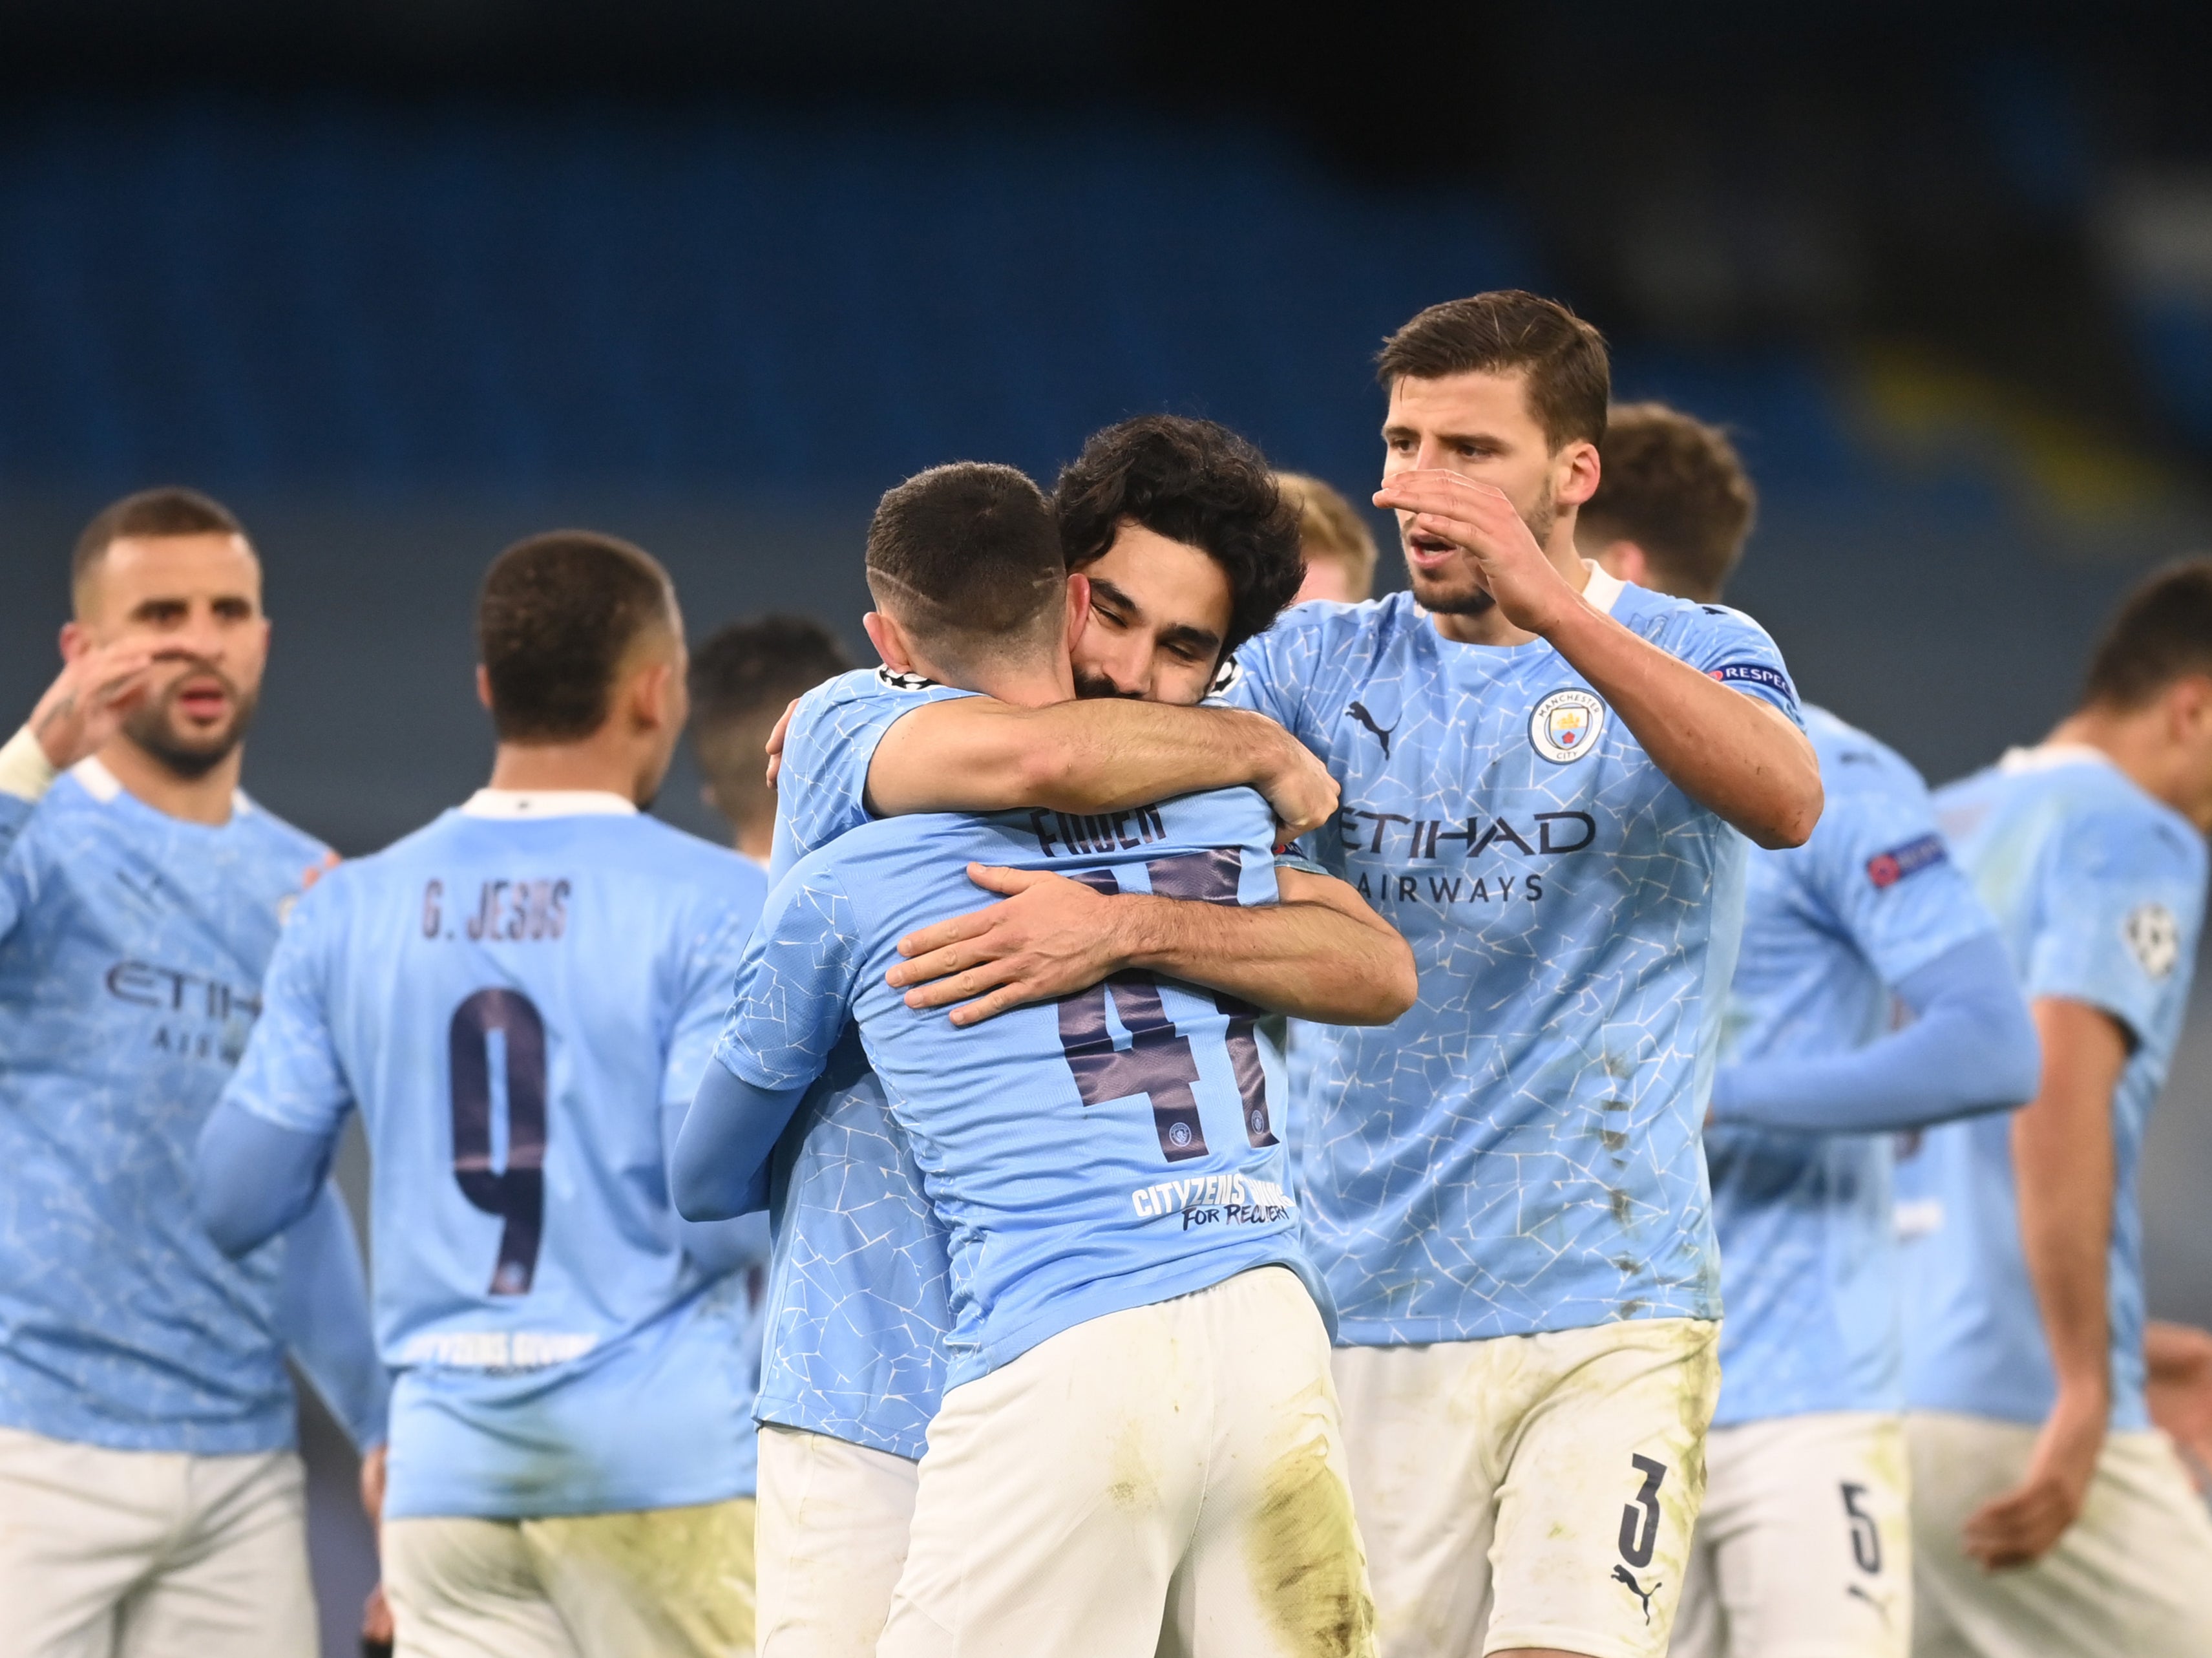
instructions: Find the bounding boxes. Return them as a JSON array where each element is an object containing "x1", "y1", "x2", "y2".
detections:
[{"x1": 0, "y1": 724, "x2": 61, "y2": 803}]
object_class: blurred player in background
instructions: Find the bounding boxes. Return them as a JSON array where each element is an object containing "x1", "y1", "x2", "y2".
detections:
[
  {"x1": 0, "y1": 488, "x2": 386, "y2": 1656},
  {"x1": 690, "y1": 615, "x2": 852, "y2": 864},
  {"x1": 1897, "y1": 559, "x2": 2212, "y2": 1655},
  {"x1": 679, "y1": 461, "x2": 1394, "y2": 1657},
  {"x1": 743, "y1": 420, "x2": 1409, "y2": 1657},
  {"x1": 196, "y1": 532, "x2": 772, "y2": 1657},
  {"x1": 1581, "y1": 405, "x2": 2041, "y2": 1658},
  {"x1": 1279, "y1": 471, "x2": 1379, "y2": 604}
]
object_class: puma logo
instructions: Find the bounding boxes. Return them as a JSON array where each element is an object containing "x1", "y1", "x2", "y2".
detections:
[
  {"x1": 1610, "y1": 1564, "x2": 1658, "y2": 1623},
  {"x1": 1347, "y1": 700, "x2": 1396, "y2": 757},
  {"x1": 1848, "y1": 1583, "x2": 1894, "y2": 1625}
]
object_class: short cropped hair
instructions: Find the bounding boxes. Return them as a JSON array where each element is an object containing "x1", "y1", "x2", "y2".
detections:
[
  {"x1": 73, "y1": 487, "x2": 248, "y2": 608},
  {"x1": 865, "y1": 463, "x2": 1064, "y2": 668},
  {"x1": 2080, "y1": 558, "x2": 2212, "y2": 712},
  {"x1": 477, "y1": 530, "x2": 675, "y2": 743},
  {"x1": 1579, "y1": 403, "x2": 1756, "y2": 603},
  {"x1": 1055, "y1": 416, "x2": 1304, "y2": 662},
  {"x1": 1377, "y1": 290, "x2": 1611, "y2": 452},
  {"x1": 1277, "y1": 472, "x2": 1379, "y2": 602},
  {"x1": 690, "y1": 615, "x2": 852, "y2": 736}
]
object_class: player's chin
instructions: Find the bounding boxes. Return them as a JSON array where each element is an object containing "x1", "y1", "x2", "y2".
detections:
[{"x1": 1406, "y1": 566, "x2": 1494, "y2": 617}]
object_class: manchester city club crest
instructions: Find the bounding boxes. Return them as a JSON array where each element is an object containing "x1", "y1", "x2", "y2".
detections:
[{"x1": 1530, "y1": 688, "x2": 1607, "y2": 763}]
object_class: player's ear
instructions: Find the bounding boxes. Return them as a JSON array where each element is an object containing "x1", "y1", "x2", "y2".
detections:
[
  {"x1": 1063, "y1": 573, "x2": 1091, "y2": 654},
  {"x1": 1596, "y1": 540, "x2": 1651, "y2": 591},
  {"x1": 863, "y1": 610, "x2": 917, "y2": 675},
  {"x1": 58, "y1": 620, "x2": 90, "y2": 664},
  {"x1": 475, "y1": 664, "x2": 494, "y2": 713},
  {"x1": 1556, "y1": 438, "x2": 1601, "y2": 508}
]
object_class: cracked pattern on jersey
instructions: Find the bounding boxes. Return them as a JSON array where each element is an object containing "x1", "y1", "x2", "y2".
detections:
[
  {"x1": 753, "y1": 669, "x2": 972, "y2": 1456},
  {"x1": 0, "y1": 772, "x2": 330, "y2": 1454},
  {"x1": 1227, "y1": 588, "x2": 1801, "y2": 1344}
]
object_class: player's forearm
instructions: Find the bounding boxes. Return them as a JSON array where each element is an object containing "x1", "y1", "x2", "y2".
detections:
[
  {"x1": 869, "y1": 699, "x2": 1305, "y2": 818},
  {"x1": 1711, "y1": 934, "x2": 2038, "y2": 1134},
  {"x1": 195, "y1": 1099, "x2": 340, "y2": 1257},
  {"x1": 1541, "y1": 603, "x2": 1821, "y2": 849},
  {"x1": 2015, "y1": 998, "x2": 2127, "y2": 1403},
  {"x1": 671, "y1": 1061, "x2": 808, "y2": 1220},
  {"x1": 277, "y1": 1182, "x2": 391, "y2": 1452},
  {"x1": 1117, "y1": 890, "x2": 1417, "y2": 1026}
]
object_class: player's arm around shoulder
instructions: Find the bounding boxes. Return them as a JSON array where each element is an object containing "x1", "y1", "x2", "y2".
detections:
[
  {"x1": 863, "y1": 693, "x2": 1338, "y2": 843},
  {"x1": 1556, "y1": 591, "x2": 1822, "y2": 849}
]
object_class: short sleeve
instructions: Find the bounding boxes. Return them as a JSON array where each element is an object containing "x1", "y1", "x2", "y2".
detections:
[
  {"x1": 223, "y1": 878, "x2": 355, "y2": 1138},
  {"x1": 711, "y1": 861, "x2": 867, "y2": 1092},
  {"x1": 2025, "y1": 807, "x2": 2203, "y2": 1045},
  {"x1": 1805, "y1": 784, "x2": 1997, "y2": 987},
  {"x1": 1673, "y1": 604, "x2": 1804, "y2": 728},
  {"x1": 664, "y1": 866, "x2": 771, "y2": 1112},
  {"x1": 1221, "y1": 615, "x2": 1327, "y2": 743},
  {"x1": 772, "y1": 673, "x2": 975, "y2": 877}
]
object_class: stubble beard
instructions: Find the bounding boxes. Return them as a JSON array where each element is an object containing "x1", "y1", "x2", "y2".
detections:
[
  {"x1": 121, "y1": 673, "x2": 258, "y2": 782},
  {"x1": 1405, "y1": 482, "x2": 1559, "y2": 617}
]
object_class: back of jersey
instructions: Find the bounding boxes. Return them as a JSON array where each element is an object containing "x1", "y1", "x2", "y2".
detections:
[
  {"x1": 721, "y1": 788, "x2": 1325, "y2": 1394},
  {"x1": 245, "y1": 800, "x2": 768, "y2": 1517}
]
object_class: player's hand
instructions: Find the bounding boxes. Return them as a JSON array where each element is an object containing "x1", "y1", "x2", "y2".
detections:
[
  {"x1": 764, "y1": 697, "x2": 799, "y2": 790},
  {"x1": 362, "y1": 1582, "x2": 395, "y2": 1652},
  {"x1": 360, "y1": 1441, "x2": 388, "y2": 1526},
  {"x1": 887, "y1": 865, "x2": 1127, "y2": 1025},
  {"x1": 1962, "y1": 1388, "x2": 2106, "y2": 1569},
  {"x1": 1254, "y1": 728, "x2": 1338, "y2": 844},
  {"x1": 28, "y1": 640, "x2": 161, "y2": 770},
  {"x1": 1373, "y1": 470, "x2": 1578, "y2": 637},
  {"x1": 2147, "y1": 1321, "x2": 2212, "y2": 1491}
]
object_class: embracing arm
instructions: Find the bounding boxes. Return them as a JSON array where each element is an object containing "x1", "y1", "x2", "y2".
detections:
[
  {"x1": 887, "y1": 865, "x2": 1416, "y2": 1026},
  {"x1": 1710, "y1": 933, "x2": 2039, "y2": 1134},
  {"x1": 276, "y1": 1182, "x2": 390, "y2": 1452},
  {"x1": 196, "y1": 1100, "x2": 339, "y2": 1257},
  {"x1": 1961, "y1": 996, "x2": 2127, "y2": 1569},
  {"x1": 864, "y1": 698, "x2": 1340, "y2": 841}
]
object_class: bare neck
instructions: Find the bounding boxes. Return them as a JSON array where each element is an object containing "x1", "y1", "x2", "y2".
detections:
[
  {"x1": 914, "y1": 648, "x2": 1074, "y2": 709},
  {"x1": 2047, "y1": 707, "x2": 2208, "y2": 829},
  {"x1": 487, "y1": 737, "x2": 644, "y2": 802},
  {"x1": 1429, "y1": 528, "x2": 1593, "y2": 648},
  {"x1": 96, "y1": 735, "x2": 242, "y2": 827},
  {"x1": 734, "y1": 811, "x2": 774, "y2": 862}
]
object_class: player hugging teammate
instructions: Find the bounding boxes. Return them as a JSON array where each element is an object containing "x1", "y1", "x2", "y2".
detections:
[{"x1": 2, "y1": 288, "x2": 2209, "y2": 1658}]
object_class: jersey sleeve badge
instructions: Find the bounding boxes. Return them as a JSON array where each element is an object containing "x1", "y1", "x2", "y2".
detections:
[
  {"x1": 2125, "y1": 901, "x2": 2182, "y2": 980},
  {"x1": 1530, "y1": 688, "x2": 1606, "y2": 764},
  {"x1": 1866, "y1": 833, "x2": 1948, "y2": 889}
]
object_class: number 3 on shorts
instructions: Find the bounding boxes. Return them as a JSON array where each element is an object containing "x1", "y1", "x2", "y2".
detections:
[{"x1": 1618, "y1": 1454, "x2": 1667, "y2": 1568}]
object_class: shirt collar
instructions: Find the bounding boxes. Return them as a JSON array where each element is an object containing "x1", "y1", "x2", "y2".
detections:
[
  {"x1": 1578, "y1": 560, "x2": 1627, "y2": 617},
  {"x1": 1997, "y1": 743, "x2": 2114, "y2": 777},
  {"x1": 460, "y1": 789, "x2": 637, "y2": 820}
]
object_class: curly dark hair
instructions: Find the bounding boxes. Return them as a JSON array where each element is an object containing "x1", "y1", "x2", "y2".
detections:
[{"x1": 1053, "y1": 415, "x2": 1305, "y2": 663}]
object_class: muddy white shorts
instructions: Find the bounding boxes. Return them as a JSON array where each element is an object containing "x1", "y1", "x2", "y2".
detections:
[
  {"x1": 382, "y1": 1496, "x2": 756, "y2": 1658},
  {"x1": 881, "y1": 1264, "x2": 1375, "y2": 1658},
  {"x1": 0, "y1": 1424, "x2": 316, "y2": 1658},
  {"x1": 755, "y1": 1424, "x2": 921, "y2": 1658},
  {"x1": 1906, "y1": 1409, "x2": 2212, "y2": 1657},
  {"x1": 1672, "y1": 1411, "x2": 1910, "y2": 1658},
  {"x1": 1332, "y1": 1315, "x2": 1720, "y2": 1658}
]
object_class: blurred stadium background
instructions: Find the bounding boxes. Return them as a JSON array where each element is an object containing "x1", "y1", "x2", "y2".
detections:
[{"x1": 1, "y1": 5, "x2": 2209, "y2": 1648}]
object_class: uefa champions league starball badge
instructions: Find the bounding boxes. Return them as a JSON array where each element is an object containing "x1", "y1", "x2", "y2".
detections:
[{"x1": 1530, "y1": 688, "x2": 1606, "y2": 763}]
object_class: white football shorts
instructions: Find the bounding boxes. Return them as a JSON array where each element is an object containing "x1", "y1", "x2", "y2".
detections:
[
  {"x1": 383, "y1": 1495, "x2": 756, "y2": 1658},
  {"x1": 1332, "y1": 1315, "x2": 1721, "y2": 1658},
  {"x1": 755, "y1": 1424, "x2": 921, "y2": 1658},
  {"x1": 1907, "y1": 1409, "x2": 2212, "y2": 1657},
  {"x1": 1672, "y1": 1410, "x2": 1910, "y2": 1658},
  {"x1": 880, "y1": 1264, "x2": 1375, "y2": 1658},
  {"x1": 0, "y1": 1423, "x2": 316, "y2": 1658}
]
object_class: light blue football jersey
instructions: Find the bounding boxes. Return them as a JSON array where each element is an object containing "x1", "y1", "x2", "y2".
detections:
[
  {"x1": 718, "y1": 789, "x2": 1320, "y2": 1388},
  {"x1": 1223, "y1": 571, "x2": 1800, "y2": 1343},
  {"x1": 222, "y1": 794, "x2": 772, "y2": 1517},
  {"x1": 1898, "y1": 747, "x2": 2206, "y2": 1432},
  {"x1": 1707, "y1": 707, "x2": 1999, "y2": 1427},
  {"x1": 0, "y1": 759, "x2": 380, "y2": 1454},
  {"x1": 756, "y1": 668, "x2": 973, "y2": 1459}
]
